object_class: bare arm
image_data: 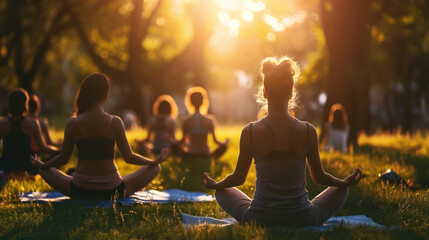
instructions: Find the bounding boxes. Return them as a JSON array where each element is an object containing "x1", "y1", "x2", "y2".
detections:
[
  {"x1": 307, "y1": 124, "x2": 361, "y2": 187},
  {"x1": 202, "y1": 125, "x2": 252, "y2": 189},
  {"x1": 209, "y1": 117, "x2": 228, "y2": 146},
  {"x1": 115, "y1": 116, "x2": 167, "y2": 165},
  {"x1": 178, "y1": 118, "x2": 188, "y2": 145},
  {"x1": 31, "y1": 118, "x2": 75, "y2": 169},
  {"x1": 32, "y1": 119, "x2": 58, "y2": 154},
  {"x1": 39, "y1": 118, "x2": 56, "y2": 146}
]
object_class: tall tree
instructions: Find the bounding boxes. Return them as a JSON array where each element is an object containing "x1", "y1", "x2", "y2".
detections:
[
  {"x1": 320, "y1": 0, "x2": 371, "y2": 145},
  {"x1": 0, "y1": 0, "x2": 70, "y2": 93}
]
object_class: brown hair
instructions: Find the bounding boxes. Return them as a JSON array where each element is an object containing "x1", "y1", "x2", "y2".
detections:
[
  {"x1": 152, "y1": 95, "x2": 178, "y2": 118},
  {"x1": 28, "y1": 94, "x2": 41, "y2": 115},
  {"x1": 7, "y1": 88, "x2": 29, "y2": 117},
  {"x1": 74, "y1": 73, "x2": 110, "y2": 116},
  {"x1": 328, "y1": 103, "x2": 348, "y2": 130},
  {"x1": 256, "y1": 56, "x2": 300, "y2": 115},
  {"x1": 185, "y1": 86, "x2": 209, "y2": 115}
]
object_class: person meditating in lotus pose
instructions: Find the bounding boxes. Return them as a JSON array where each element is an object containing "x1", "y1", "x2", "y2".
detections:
[
  {"x1": 28, "y1": 94, "x2": 62, "y2": 154},
  {"x1": 321, "y1": 103, "x2": 349, "y2": 153},
  {"x1": 30, "y1": 73, "x2": 168, "y2": 200},
  {"x1": 0, "y1": 89, "x2": 58, "y2": 176},
  {"x1": 136, "y1": 95, "x2": 178, "y2": 156},
  {"x1": 175, "y1": 87, "x2": 229, "y2": 159},
  {"x1": 202, "y1": 56, "x2": 362, "y2": 227}
]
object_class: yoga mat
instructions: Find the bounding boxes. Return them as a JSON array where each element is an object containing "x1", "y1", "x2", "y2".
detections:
[
  {"x1": 182, "y1": 213, "x2": 386, "y2": 231},
  {"x1": 20, "y1": 189, "x2": 215, "y2": 207}
]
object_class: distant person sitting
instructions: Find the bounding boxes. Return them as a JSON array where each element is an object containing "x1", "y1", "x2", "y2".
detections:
[
  {"x1": 136, "y1": 95, "x2": 178, "y2": 155},
  {"x1": 0, "y1": 89, "x2": 58, "y2": 176},
  {"x1": 175, "y1": 87, "x2": 229, "y2": 159},
  {"x1": 202, "y1": 56, "x2": 362, "y2": 227},
  {"x1": 28, "y1": 94, "x2": 62, "y2": 154},
  {"x1": 323, "y1": 104, "x2": 349, "y2": 152},
  {"x1": 30, "y1": 73, "x2": 168, "y2": 200}
]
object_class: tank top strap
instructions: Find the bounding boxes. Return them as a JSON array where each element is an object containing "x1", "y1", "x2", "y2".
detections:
[
  {"x1": 104, "y1": 115, "x2": 113, "y2": 136},
  {"x1": 289, "y1": 118, "x2": 298, "y2": 139},
  {"x1": 8, "y1": 116, "x2": 24, "y2": 133},
  {"x1": 303, "y1": 122, "x2": 310, "y2": 150},
  {"x1": 260, "y1": 118, "x2": 275, "y2": 144},
  {"x1": 74, "y1": 117, "x2": 87, "y2": 137},
  {"x1": 248, "y1": 122, "x2": 255, "y2": 150}
]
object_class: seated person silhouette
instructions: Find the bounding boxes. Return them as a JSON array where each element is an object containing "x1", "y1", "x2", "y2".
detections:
[
  {"x1": 202, "y1": 56, "x2": 362, "y2": 227},
  {"x1": 136, "y1": 95, "x2": 178, "y2": 156},
  {"x1": 174, "y1": 87, "x2": 229, "y2": 160},
  {"x1": 323, "y1": 103, "x2": 349, "y2": 152},
  {"x1": 0, "y1": 89, "x2": 58, "y2": 177},
  {"x1": 30, "y1": 73, "x2": 168, "y2": 200},
  {"x1": 28, "y1": 94, "x2": 62, "y2": 159}
]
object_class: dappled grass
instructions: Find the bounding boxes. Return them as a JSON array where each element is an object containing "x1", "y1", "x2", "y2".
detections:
[{"x1": 0, "y1": 126, "x2": 429, "y2": 239}]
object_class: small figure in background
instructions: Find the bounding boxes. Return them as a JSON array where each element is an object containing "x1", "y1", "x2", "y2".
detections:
[{"x1": 136, "y1": 95, "x2": 178, "y2": 156}]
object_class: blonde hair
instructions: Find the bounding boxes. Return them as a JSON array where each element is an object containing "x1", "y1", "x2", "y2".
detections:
[
  {"x1": 256, "y1": 56, "x2": 300, "y2": 115},
  {"x1": 152, "y1": 95, "x2": 179, "y2": 119},
  {"x1": 185, "y1": 86, "x2": 209, "y2": 115}
]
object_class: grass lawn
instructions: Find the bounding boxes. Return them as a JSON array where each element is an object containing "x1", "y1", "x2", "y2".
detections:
[{"x1": 0, "y1": 126, "x2": 428, "y2": 239}]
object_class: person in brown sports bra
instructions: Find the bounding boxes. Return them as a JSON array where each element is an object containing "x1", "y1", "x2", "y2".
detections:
[{"x1": 31, "y1": 73, "x2": 168, "y2": 200}]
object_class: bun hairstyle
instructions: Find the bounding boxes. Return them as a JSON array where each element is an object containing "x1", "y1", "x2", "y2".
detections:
[
  {"x1": 74, "y1": 73, "x2": 110, "y2": 116},
  {"x1": 7, "y1": 88, "x2": 29, "y2": 117},
  {"x1": 152, "y1": 95, "x2": 178, "y2": 118},
  {"x1": 257, "y1": 56, "x2": 300, "y2": 115},
  {"x1": 185, "y1": 86, "x2": 209, "y2": 115}
]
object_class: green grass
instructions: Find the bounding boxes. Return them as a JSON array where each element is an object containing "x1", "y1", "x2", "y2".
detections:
[{"x1": 1, "y1": 126, "x2": 429, "y2": 239}]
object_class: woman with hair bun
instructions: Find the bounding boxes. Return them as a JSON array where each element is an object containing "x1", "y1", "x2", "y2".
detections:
[
  {"x1": 137, "y1": 95, "x2": 178, "y2": 155},
  {"x1": 176, "y1": 87, "x2": 229, "y2": 159},
  {"x1": 30, "y1": 73, "x2": 168, "y2": 200},
  {"x1": 202, "y1": 57, "x2": 362, "y2": 227},
  {"x1": 0, "y1": 89, "x2": 58, "y2": 176}
]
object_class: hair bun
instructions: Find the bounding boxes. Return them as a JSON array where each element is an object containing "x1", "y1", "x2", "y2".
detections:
[{"x1": 262, "y1": 60, "x2": 277, "y2": 75}]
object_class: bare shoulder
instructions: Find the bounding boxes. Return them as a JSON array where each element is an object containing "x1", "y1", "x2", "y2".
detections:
[
  {"x1": 111, "y1": 115, "x2": 124, "y2": 128},
  {"x1": 296, "y1": 119, "x2": 317, "y2": 138}
]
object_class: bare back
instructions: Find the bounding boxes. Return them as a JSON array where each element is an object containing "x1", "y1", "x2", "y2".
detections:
[
  {"x1": 71, "y1": 112, "x2": 118, "y2": 175},
  {"x1": 182, "y1": 113, "x2": 214, "y2": 154}
]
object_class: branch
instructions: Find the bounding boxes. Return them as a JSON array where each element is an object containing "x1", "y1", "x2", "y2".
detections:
[
  {"x1": 141, "y1": 0, "x2": 164, "y2": 40},
  {"x1": 27, "y1": 7, "x2": 70, "y2": 80},
  {"x1": 64, "y1": 0, "x2": 122, "y2": 77}
]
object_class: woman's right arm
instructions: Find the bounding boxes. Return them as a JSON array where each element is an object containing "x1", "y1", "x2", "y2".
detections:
[
  {"x1": 31, "y1": 118, "x2": 75, "y2": 169},
  {"x1": 307, "y1": 124, "x2": 361, "y2": 187},
  {"x1": 202, "y1": 125, "x2": 252, "y2": 189},
  {"x1": 115, "y1": 116, "x2": 168, "y2": 165}
]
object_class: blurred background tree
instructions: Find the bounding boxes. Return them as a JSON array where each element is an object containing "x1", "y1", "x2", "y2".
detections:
[{"x1": 0, "y1": 0, "x2": 428, "y2": 137}]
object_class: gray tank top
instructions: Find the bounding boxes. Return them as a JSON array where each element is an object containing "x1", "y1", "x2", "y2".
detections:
[{"x1": 249, "y1": 119, "x2": 312, "y2": 214}]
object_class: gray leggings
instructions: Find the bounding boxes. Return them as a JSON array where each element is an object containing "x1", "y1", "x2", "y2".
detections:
[{"x1": 215, "y1": 186, "x2": 349, "y2": 227}]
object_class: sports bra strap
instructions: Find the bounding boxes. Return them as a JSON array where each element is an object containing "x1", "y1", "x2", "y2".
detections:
[
  {"x1": 104, "y1": 115, "x2": 113, "y2": 136},
  {"x1": 75, "y1": 118, "x2": 87, "y2": 137},
  {"x1": 260, "y1": 118, "x2": 275, "y2": 144}
]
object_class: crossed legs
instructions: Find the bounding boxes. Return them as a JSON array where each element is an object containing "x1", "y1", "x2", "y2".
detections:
[{"x1": 38, "y1": 164, "x2": 161, "y2": 198}]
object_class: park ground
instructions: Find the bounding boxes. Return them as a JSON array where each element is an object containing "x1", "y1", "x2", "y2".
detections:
[{"x1": 0, "y1": 125, "x2": 428, "y2": 239}]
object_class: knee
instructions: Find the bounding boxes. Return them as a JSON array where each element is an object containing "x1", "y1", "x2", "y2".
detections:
[{"x1": 150, "y1": 163, "x2": 161, "y2": 175}]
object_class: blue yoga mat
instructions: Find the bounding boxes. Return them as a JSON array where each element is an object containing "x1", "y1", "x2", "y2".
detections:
[
  {"x1": 20, "y1": 189, "x2": 215, "y2": 207},
  {"x1": 182, "y1": 213, "x2": 386, "y2": 231}
]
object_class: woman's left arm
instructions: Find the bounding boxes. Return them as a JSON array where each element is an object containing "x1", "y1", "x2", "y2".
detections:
[{"x1": 202, "y1": 125, "x2": 252, "y2": 189}]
